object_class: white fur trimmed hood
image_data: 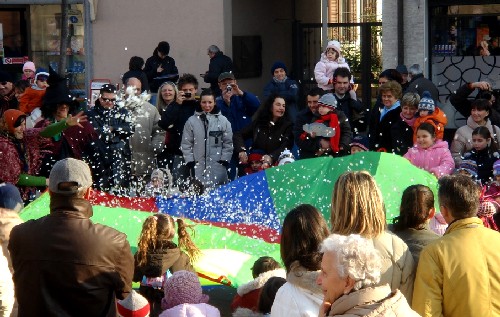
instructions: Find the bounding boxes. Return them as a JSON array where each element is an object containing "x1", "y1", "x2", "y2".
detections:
[{"x1": 237, "y1": 268, "x2": 286, "y2": 296}]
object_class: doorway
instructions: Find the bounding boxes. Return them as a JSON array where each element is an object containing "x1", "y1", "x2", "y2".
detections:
[{"x1": 0, "y1": 6, "x2": 29, "y2": 77}]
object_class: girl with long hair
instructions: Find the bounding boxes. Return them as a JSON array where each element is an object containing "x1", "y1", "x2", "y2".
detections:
[{"x1": 133, "y1": 214, "x2": 200, "y2": 317}]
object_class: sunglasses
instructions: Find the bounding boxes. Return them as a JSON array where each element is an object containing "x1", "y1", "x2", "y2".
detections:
[
  {"x1": 101, "y1": 98, "x2": 116, "y2": 103},
  {"x1": 37, "y1": 78, "x2": 48, "y2": 82},
  {"x1": 0, "y1": 82, "x2": 8, "y2": 86}
]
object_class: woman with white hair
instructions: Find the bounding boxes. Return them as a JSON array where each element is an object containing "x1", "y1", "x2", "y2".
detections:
[{"x1": 317, "y1": 234, "x2": 419, "y2": 316}]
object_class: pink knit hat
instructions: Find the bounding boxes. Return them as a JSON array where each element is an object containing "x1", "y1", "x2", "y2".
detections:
[
  {"x1": 161, "y1": 270, "x2": 209, "y2": 310},
  {"x1": 22, "y1": 61, "x2": 36, "y2": 72}
]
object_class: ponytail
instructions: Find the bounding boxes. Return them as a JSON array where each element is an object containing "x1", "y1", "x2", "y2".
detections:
[
  {"x1": 136, "y1": 215, "x2": 159, "y2": 266},
  {"x1": 176, "y1": 218, "x2": 201, "y2": 263}
]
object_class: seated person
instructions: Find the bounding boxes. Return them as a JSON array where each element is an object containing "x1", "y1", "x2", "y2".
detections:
[
  {"x1": 234, "y1": 94, "x2": 293, "y2": 167},
  {"x1": 299, "y1": 93, "x2": 351, "y2": 157}
]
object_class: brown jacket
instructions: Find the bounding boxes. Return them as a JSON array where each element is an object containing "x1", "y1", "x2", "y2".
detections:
[{"x1": 8, "y1": 195, "x2": 134, "y2": 317}]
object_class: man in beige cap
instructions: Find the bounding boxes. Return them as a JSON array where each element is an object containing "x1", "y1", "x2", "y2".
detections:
[{"x1": 8, "y1": 158, "x2": 134, "y2": 317}]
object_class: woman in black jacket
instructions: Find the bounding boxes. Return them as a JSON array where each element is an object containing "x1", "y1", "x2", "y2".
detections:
[{"x1": 234, "y1": 94, "x2": 294, "y2": 167}]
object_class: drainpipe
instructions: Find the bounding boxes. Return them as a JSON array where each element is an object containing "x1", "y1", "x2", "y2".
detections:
[
  {"x1": 322, "y1": 0, "x2": 328, "y2": 47},
  {"x1": 397, "y1": 0, "x2": 404, "y2": 65}
]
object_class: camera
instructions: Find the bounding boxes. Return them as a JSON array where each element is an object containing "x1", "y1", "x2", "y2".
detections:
[
  {"x1": 226, "y1": 84, "x2": 232, "y2": 92},
  {"x1": 184, "y1": 92, "x2": 192, "y2": 98}
]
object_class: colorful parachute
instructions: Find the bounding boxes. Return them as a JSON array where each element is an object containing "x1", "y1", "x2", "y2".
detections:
[{"x1": 20, "y1": 152, "x2": 438, "y2": 287}]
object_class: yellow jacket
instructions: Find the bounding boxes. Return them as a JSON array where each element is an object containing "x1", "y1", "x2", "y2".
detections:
[{"x1": 412, "y1": 217, "x2": 500, "y2": 317}]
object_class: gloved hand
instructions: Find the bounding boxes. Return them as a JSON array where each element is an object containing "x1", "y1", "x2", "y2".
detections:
[{"x1": 218, "y1": 160, "x2": 229, "y2": 168}]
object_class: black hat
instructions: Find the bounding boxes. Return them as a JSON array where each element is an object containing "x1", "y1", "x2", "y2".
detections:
[
  {"x1": 41, "y1": 67, "x2": 79, "y2": 118},
  {"x1": 0, "y1": 70, "x2": 13, "y2": 83},
  {"x1": 100, "y1": 83, "x2": 116, "y2": 94},
  {"x1": 157, "y1": 41, "x2": 170, "y2": 55}
]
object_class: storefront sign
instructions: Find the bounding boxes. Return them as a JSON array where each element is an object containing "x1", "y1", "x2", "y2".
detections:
[{"x1": 3, "y1": 56, "x2": 28, "y2": 64}]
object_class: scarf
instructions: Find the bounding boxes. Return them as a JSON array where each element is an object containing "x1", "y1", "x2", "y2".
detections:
[
  {"x1": 273, "y1": 76, "x2": 288, "y2": 84},
  {"x1": 400, "y1": 112, "x2": 416, "y2": 127},
  {"x1": 300, "y1": 113, "x2": 341, "y2": 153},
  {"x1": 380, "y1": 100, "x2": 400, "y2": 120}
]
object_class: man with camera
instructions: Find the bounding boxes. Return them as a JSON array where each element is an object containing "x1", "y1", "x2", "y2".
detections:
[
  {"x1": 216, "y1": 72, "x2": 260, "y2": 179},
  {"x1": 158, "y1": 74, "x2": 198, "y2": 184}
]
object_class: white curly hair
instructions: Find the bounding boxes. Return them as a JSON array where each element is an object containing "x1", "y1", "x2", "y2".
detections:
[{"x1": 320, "y1": 234, "x2": 381, "y2": 291}]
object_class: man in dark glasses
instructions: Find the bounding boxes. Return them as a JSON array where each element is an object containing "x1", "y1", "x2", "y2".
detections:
[
  {"x1": 0, "y1": 70, "x2": 17, "y2": 118},
  {"x1": 85, "y1": 84, "x2": 134, "y2": 193}
]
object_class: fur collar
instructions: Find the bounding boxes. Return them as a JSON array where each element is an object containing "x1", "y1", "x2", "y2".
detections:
[
  {"x1": 286, "y1": 261, "x2": 322, "y2": 295},
  {"x1": 237, "y1": 268, "x2": 286, "y2": 296}
]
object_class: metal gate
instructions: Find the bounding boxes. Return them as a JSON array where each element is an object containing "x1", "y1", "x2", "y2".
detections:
[{"x1": 292, "y1": 21, "x2": 382, "y2": 110}]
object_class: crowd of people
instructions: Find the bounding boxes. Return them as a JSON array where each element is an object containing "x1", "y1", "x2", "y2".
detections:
[{"x1": 0, "y1": 38, "x2": 500, "y2": 316}]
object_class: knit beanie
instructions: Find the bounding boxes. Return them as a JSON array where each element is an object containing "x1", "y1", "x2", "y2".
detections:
[
  {"x1": 161, "y1": 270, "x2": 209, "y2": 310},
  {"x1": 396, "y1": 64, "x2": 408, "y2": 75},
  {"x1": 493, "y1": 159, "x2": 500, "y2": 176},
  {"x1": 35, "y1": 68, "x2": 49, "y2": 82},
  {"x1": 456, "y1": 160, "x2": 478, "y2": 178},
  {"x1": 0, "y1": 183, "x2": 23, "y2": 212},
  {"x1": 278, "y1": 149, "x2": 295, "y2": 166},
  {"x1": 326, "y1": 40, "x2": 341, "y2": 55},
  {"x1": 318, "y1": 93, "x2": 337, "y2": 109},
  {"x1": 248, "y1": 153, "x2": 263, "y2": 162},
  {"x1": 270, "y1": 61, "x2": 287, "y2": 75},
  {"x1": 418, "y1": 91, "x2": 435, "y2": 114},
  {"x1": 117, "y1": 290, "x2": 150, "y2": 317},
  {"x1": 350, "y1": 135, "x2": 369, "y2": 151},
  {"x1": 2, "y1": 109, "x2": 26, "y2": 134},
  {"x1": 23, "y1": 61, "x2": 36, "y2": 72},
  {"x1": 478, "y1": 200, "x2": 498, "y2": 217}
]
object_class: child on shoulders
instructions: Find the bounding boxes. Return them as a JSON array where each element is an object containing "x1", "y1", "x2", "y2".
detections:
[
  {"x1": 314, "y1": 40, "x2": 357, "y2": 100},
  {"x1": 19, "y1": 69, "x2": 49, "y2": 128},
  {"x1": 412, "y1": 91, "x2": 447, "y2": 143}
]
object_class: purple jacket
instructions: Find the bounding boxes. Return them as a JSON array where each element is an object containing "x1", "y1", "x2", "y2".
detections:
[{"x1": 404, "y1": 140, "x2": 454, "y2": 178}]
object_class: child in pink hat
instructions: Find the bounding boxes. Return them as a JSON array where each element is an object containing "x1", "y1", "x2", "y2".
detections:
[
  {"x1": 22, "y1": 61, "x2": 36, "y2": 84},
  {"x1": 159, "y1": 270, "x2": 220, "y2": 317}
]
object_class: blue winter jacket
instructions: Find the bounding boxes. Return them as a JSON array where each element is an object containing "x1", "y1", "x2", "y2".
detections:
[{"x1": 216, "y1": 92, "x2": 260, "y2": 133}]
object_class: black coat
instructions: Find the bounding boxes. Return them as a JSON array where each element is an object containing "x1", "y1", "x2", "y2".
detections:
[
  {"x1": 158, "y1": 100, "x2": 197, "y2": 156},
  {"x1": 407, "y1": 74, "x2": 439, "y2": 102},
  {"x1": 204, "y1": 51, "x2": 233, "y2": 95},
  {"x1": 294, "y1": 107, "x2": 352, "y2": 159},
  {"x1": 85, "y1": 101, "x2": 134, "y2": 190},
  {"x1": 368, "y1": 104, "x2": 402, "y2": 152},
  {"x1": 144, "y1": 49, "x2": 179, "y2": 93},
  {"x1": 391, "y1": 119, "x2": 414, "y2": 156},
  {"x1": 234, "y1": 117, "x2": 294, "y2": 162},
  {"x1": 463, "y1": 147, "x2": 500, "y2": 184},
  {"x1": 334, "y1": 94, "x2": 366, "y2": 133}
]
